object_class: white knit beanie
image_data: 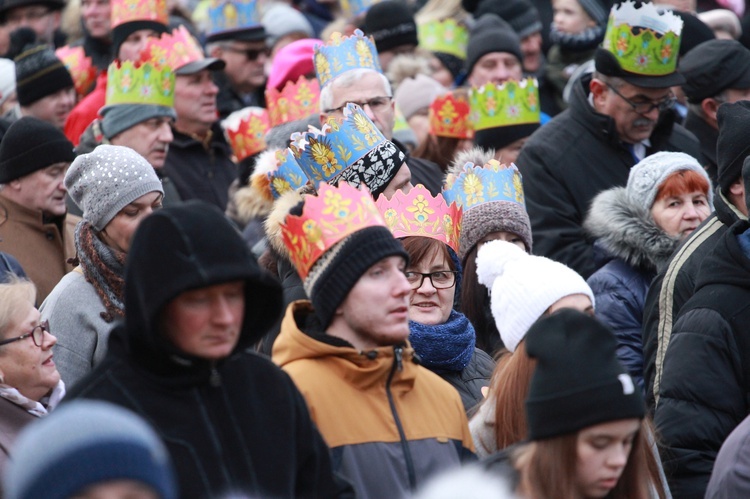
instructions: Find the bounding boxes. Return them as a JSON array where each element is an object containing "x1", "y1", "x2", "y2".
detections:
[
  {"x1": 475, "y1": 240, "x2": 595, "y2": 353},
  {"x1": 627, "y1": 151, "x2": 714, "y2": 210}
]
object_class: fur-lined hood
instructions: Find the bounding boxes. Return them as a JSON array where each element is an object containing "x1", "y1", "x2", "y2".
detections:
[
  {"x1": 445, "y1": 147, "x2": 496, "y2": 179},
  {"x1": 264, "y1": 188, "x2": 305, "y2": 263},
  {"x1": 584, "y1": 187, "x2": 679, "y2": 273}
]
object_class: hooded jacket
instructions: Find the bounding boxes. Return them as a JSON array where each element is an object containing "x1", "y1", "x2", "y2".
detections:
[
  {"x1": 654, "y1": 220, "x2": 750, "y2": 499},
  {"x1": 66, "y1": 201, "x2": 347, "y2": 498},
  {"x1": 273, "y1": 301, "x2": 476, "y2": 499},
  {"x1": 585, "y1": 187, "x2": 680, "y2": 390}
]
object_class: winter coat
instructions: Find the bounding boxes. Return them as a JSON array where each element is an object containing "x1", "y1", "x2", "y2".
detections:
[
  {"x1": 515, "y1": 75, "x2": 701, "y2": 278},
  {"x1": 65, "y1": 202, "x2": 347, "y2": 498},
  {"x1": 439, "y1": 348, "x2": 494, "y2": 417},
  {"x1": 585, "y1": 187, "x2": 679, "y2": 390},
  {"x1": 214, "y1": 71, "x2": 266, "y2": 120},
  {"x1": 0, "y1": 197, "x2": 78, "y2": 303},
  {"x1": 654, "y1": 220, "x2": 750, "y2": 499},
  {"x1": 393, "y1": 139, "x2": 443, "y2": 197},
  {"x1": 272, "y1": 300, "x2": 476, "y2": 499},
  {"x1": 683, "y1": 110, "x2": 718, "y2": 184},
  {"x1": 0, "y1": 398, "x2": 36, "y2": 479},
  {"x1": 64, "y1": 72, "x2": 107, "y2": 146},
  {"x1": 642, "y1": 190, "x2": 745, "y2": 412}
]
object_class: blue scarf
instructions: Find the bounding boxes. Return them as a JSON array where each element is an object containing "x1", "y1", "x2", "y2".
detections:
[{"x1": 409, "y1": 310, "x2": 475, "y2": 373}]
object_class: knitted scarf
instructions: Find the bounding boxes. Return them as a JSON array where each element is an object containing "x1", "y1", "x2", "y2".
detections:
[
  {"x1": 409, "y1": 310, "x2": 475, "y2": 373},
  {"x1": 74, "y1": 220, "x2": 126, "y2": 323},
  {"x1": 549, "y1": 25, "x2": 604, "y2": 52}
]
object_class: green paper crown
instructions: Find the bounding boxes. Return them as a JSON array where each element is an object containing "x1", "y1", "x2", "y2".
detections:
[
  {"x1": 602, "y1": 1, "x2": 683, "y2": 77},
  {"x1": 469, "y1": 78, "x2": 540, "y2": 131},
  {"x1": 418, "y1": 19, "x2": 468, "y2": 59},
  {"x1": 105, "y1": 60, "x2": 175, "y2": 108}
]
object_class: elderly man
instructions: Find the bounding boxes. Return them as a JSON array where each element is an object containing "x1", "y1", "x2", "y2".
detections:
[
  {"x1": 0, "y1": 0, "x2": 64, "y2": 46},
  {"x1": 465, "y1": 14, "x2": 523, "y2": 88},
  {"x1": 515, "y1": 2, "x2": 700, "y2": 278},
  {"x1": 0, "y1": 117, "x2": 77, "y2": 302}
]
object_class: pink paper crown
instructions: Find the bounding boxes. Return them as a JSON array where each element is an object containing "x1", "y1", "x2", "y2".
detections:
[
  {"x1": 266, "y1": 76, "x2": 321, "y2": 128},
  {"x1": 55, "y1": 46, "x2": 97, "y2": 97},
  {"x1": 140, "y1": 25, "x2": 206, "y2": 72},
  {"x1": 281, "y1": 182, "x2": 386, "y2": 279},
  {"x1": 222, "y1": 107, "x2": 270, "y2": 161}
]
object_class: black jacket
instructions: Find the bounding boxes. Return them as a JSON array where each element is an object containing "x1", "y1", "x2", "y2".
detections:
[
  {"x1": 393, "y1": 139, "x2": 443, "y2": 196},
  {"x1": 439, "y1": 348, "x2": 495, "y2": 417},
  {"x1": 66, "y1": 201, "x2": 348, "y2": 498},
  {"x1": 215, "y1": 71, "x2": 266, "y2": 120},
  {"x1": 683, "y1": 110, "x2": 718, "y2": 184},
  {"x1": 654, "y1": 220, "x2": 750, "y2": 499},
  {"x1": 515, "y1": 75, "x2": 701, "y2": 278}
]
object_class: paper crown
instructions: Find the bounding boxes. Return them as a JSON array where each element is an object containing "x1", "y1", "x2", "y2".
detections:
[
  {"x1": 430, "y1": 92, "x2": 472, "y2": 139},
  {"x1": 269, "y1": 148, "x2": 308, "y2": 199},
  {"x1": 266, "y1": 76, "x2": 321, "y2": 128},
  {"x1": 314, "y1": 30, "x2": 382, "y2": 88},
  {"x1": 375, "y1": 184, "x2": 462, "y2": 253},
  {"x1": 55, "y1": 46, "x2": 97, "y2": 97},
  {"x1": 105, "y1": 60, "x2": 175, "y2": 108},
  {"x1": 602, "y1": 1, "x2": 683, "y2": 77},
  {"x1": 281, "y1": 182, "x2": 387, "y2": 279},
  {"x1": 140, "y1": 25, "x2": 206, "y2": 72},
  {"x1": 289, "y1": 103, "x2": 388, "y2": 185},
  {"x1": 340, "y1": 0, "x2": 380, "y2": 18},
  {"x1": 207, "y1": 0, "x2": 262, "y2": 36},
  {"x1": 222, "y1": 107, "x2": 270, "y2": 161},
  {"x1": 111, "y1": 0, "x2": 168, "y2": 29},
  {"x1": 418, "y1": 19, "x2": 469, "y2": 59},
  {"x1": 469, "y1": 78, "x2": 540, "y2": 131},
  {"x1": 443, "y1": 160, "x2": 525, "y2": 211}
]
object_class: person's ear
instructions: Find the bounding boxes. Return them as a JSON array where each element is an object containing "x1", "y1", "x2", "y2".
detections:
[{"x1": 701, "y1": 97, "x2": 721, "y2": 123}]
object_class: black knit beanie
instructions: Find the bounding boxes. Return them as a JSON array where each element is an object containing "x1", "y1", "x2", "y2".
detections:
[
  {"x1": 474, "y1": 123, "x2": 539, "y2": 151},
  {"x1": 14, "y1": 44, "x2": 74, "y2": 106},
  {"x1": 716, "y1": 101, "x2": 750, "y2": 195},
  {"x1": 363, "y1": 0, "x2": 418, "y2": 53},
  {"x1": 304, "y1": 226, "x2": 409, "y2": 329},
  {"x1": 525, "y1": 309, "x2": 645, "y2": 441},
  {"x1": 474, "y1": 0, "x2": 542, "y2": 38},
  {"x1": 112, "y1": 21, "x2": 169, "y2": 58},
  {"x1": 0, "y1": 117, "x2": 76, "y2": 183},
  {"x1": 465, "y1": 14, "x2": 522, "y2": 75},
  {"x1": 434, "y1": 52, "x2": 465, "y2": 79}
]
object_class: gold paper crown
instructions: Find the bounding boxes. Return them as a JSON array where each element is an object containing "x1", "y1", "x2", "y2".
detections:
[
  {"x1": 443, "y1": 159, "x2": 525, "y2": 210},
  {"x1": 314, "y1": 30, "x2": 381, "y2": 88},
  {"x1": 55, "y1": 46, "x2": 97, "y2": 97},
  {"x1": 222, "y1": 107, "x2": 270, "y2": 161},
  {"x1": 266, "y1": 77, "x2": 321, "y2": 128},
  {"x1": 280, "y1": 182, "x2": 387, "y2": 279},
  {"x1": 430, "y1": 92, "x2": 472, "y2": 139},
  {"x1": 375, "y1": 184, "x2": 462, "y2": 253},
  {"x1": 140, "y1": 25, "x2": 206, "y2": 72},
  {"x1": 111, "y1": 0, "x2": 168, "y2": 29}
]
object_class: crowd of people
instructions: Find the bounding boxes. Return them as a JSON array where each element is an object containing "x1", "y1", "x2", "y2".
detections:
[{"x1": 1, "y1": 0, "x2": 750, "y2": 496}]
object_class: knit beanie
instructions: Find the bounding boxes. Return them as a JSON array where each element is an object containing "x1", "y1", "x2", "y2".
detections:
[
  {"x1": 0, "y1": 59, "x2": 15, "y2": 107},
  {"x1": 627, "y1": 151, "x2": 713, "y2": 209},
  {"x1": 364, "y1": 0, "x2": 419, "y2": 53},
  {"x1": 14, "y1": 44, "x2": 74, "y2": 106},
  {"x1": 459, "y1": 200, "x2": 532, "y2": 261},
  {"x1": 475, "y1": 240, "x2": 594, "y2": 353},
  {"x1": 4, "y1": 400, "x2": 177, "y2": 499},
  {"x1": 100, "y1": 103, "x2": 177, "y2": 140},
  {"x1": 673, "y1": 10, "x2": 716, "y2": 57},
  {"x1": 267, "y1": 38, "x2": 319, "y2": 92},
  {"x1": 304, "y1": 225, "x2": 409, "y2": 328},
  {"x1": 112, "y1": 22, "x2": 168, "y2": 57},
  {"x1": 434, "y1": 52, "x2": 464, "y2": 79},
  {"x1": 465, "y1": 14, "x2": 523, "y2": 76},
  {"x1": 262, "y1": 3, "x2": 315, "y2": 49},
  {"x1": 0, "y1": 117, "x2": 75, "y2": 184},
  {"x1": 65, "y1": 144, "x2": 164, "y2": 231},
  {"x1": 524, "y1": 309, "x2": 645, "y2": 440},
  {"x1": 717, "y1": 100, "x2": 750, "y2": 194},
  {"x1": 394, "y1": 74, "x2": 446, "y2": 120},
  {"x1": 577, "y1": 0, "x2": 611, "y2": 26},
  {"x1": 474, "y1": 0, "x2": 542, "y2": 38}
]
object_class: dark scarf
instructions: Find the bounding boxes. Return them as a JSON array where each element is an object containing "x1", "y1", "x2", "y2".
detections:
[
  {"x1": 549, "y1": 25, "x2": 604, "y2": 52},
  {"x1": 74, "y1": 220, "x2": 126, "y2": 322},
  {"x1": 409, "y1": 310, "x2": 475, "y2": 373}
]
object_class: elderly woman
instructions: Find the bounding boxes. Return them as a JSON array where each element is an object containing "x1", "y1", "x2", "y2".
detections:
[
  {"x1": 0, "y1": 278, "x2": 64, "y2": 474},
  {"x1": 40, "y1": 145, "x2": 164, "y2": 389}
]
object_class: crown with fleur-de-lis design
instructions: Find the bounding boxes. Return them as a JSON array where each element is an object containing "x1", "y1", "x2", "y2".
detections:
[{"x1": 314, "y1": 30, "x2": 381, "y2": 88}]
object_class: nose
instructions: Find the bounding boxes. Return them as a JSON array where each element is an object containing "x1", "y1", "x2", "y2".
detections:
[
  {"x1": 43, "y1": 330, "x2": 57, "y2": 349},
  {"x1": 159, "y1": 122, "x2": 174, "y2": 142},
  {"x1": 394, "y1": 271, "x2": 412, "y2": 297},
  {"x1": 493, "y1": 65, "x2": 510, "y2": 84},
  {"x1": 416, "y1": 275, "x2": 437, "y2": 295},
  {"x1": 205, "y1": 79, "x2": 219, "y2": 96},
  {"x1": 211, "y1": 296, "x2": 236, "y2": 325},
  {"x1": 682, "y1": 203, "x2": 700, "y2": 220},
  {"x1": 607, "y1": 445, "x2": 629, "y2": 469},
  {"x1": 362, "y1": 103, "x2": 378, "y2": 121}
]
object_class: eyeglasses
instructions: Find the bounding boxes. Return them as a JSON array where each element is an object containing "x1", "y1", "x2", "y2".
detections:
[
  {"x1": 222, "y1": 45, "x2": 269, "y2": 61},
  {"x1": 605, "y1": 83, "x2": 676, "y2": 115},
  {"x1": 0, "y1": 320, "x2": 49, "y2": 348},
  {"x1": 324, "y1": 96, "x2": 393, "y2": 114},
  {"x1": 404, "y1": 271, "x2": 458, "y2": 290},
  {"x1": 5, "y1": 7, "x2": 51, "y2": 24}
]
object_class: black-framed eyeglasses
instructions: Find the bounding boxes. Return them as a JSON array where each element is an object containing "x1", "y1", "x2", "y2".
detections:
[
  {"x1": 0, "y1": 320, "x2": 49, "y2": 348},
  {"x1": 404, "y1": 271, "x2": 458, "y2": 290},
  {"x1": 324, "y1": 96, "x2": 392, "y2": 114},
  {"x1": 605, "y1": 83, "x2": 676, "y2": 114},
  {"x1": 222, "y1": 45, "x2": 269, "y2": 61}
]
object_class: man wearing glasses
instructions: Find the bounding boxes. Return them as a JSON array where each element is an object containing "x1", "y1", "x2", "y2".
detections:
[
  {"x1": 0, "y1": 0, "x2": 64, "y2": 46},
  {"x1": 514, "y1": 2, "x2": 701, "y2": 280}
]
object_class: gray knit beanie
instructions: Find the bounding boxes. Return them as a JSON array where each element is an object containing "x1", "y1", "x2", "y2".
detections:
[
  {"x1": 394, "y1": 74, "x2": 447, "y2": 120},
  {"x1": 65, "y1": 144, "x2": 164, "y2": 231},
  {"x1": 627, "y1": 151, "x2": 713, "y2": 210},
  {"x1": 460, "y1": 201, "x2": 532, "y2": 261},
  {"x1": 100, "y1": 103, "x2": 176, "y2": 140}
]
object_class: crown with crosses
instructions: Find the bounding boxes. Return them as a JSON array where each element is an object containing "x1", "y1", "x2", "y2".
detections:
[
  {"x1": 430, "y1": 92, "x2": 472, "y2": 139},
  {"x1": 314, "y1": 30, "x2": 381, "y2": 88},
  {"x1": 105, "y1": 60, "x2": 175, "y2": 108},
  {"x1": 55, "y1": 46, "x2": 97, "y2": 97},
  {"x1": 266, "y1": 77, "x2": 321, "y2": 128},
  {"x1": 469, "y1": 78, "x2": 540, "y2": 131},
  {"x1": 221, "y1": 107, "x2": 270, "y2": 161}
]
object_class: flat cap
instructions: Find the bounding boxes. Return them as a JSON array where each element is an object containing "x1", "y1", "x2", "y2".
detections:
[{"x1": 680, "y1": 39, "x2": 750, "y2": 103}]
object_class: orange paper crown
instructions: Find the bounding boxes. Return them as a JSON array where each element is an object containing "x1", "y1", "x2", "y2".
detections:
[
  {"x1": 266, "y1": 77, "x2": 321, "y2": 128},
  {"x1": 429, "y1": 92, "x2": 472, "y2": 139},
  {"x1": 375, "y1": 184, "x2": 462, "y2": 253},
  {"x1": 281, "y1": 182, "x2": 386, "y2": 279},
  {"x1": 140, "y1": 25, "x2": 206, "y2": 72},
  {"x1": 55, "y1": 46, "x2": 97, "y2": 97},
  {"x1": 222, "y1": 107, "x2": 270, "y2": 161},
  {"x1": 111, "y1": 0, "x2": 168, "y2": 29}
]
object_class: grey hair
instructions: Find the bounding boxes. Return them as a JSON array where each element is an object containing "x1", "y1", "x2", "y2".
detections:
[
  {"x1": 592, "y1": 71, "x2": 626, "y2": 90},
  {"x1": 319, "y1": 68, "x2": 392, "y2": 113}
]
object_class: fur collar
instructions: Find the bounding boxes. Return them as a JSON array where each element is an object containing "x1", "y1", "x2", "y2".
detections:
[
  {"x1": 264, "y1": 188, "x2": 305, "y2": 262},
  {"x1": 584, "y1": 187, "x2": 679, "y2": 273}
]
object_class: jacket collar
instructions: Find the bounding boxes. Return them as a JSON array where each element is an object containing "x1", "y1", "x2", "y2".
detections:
[{"x1": 683, "y1": 110, "x2": 717, "y2": 167}]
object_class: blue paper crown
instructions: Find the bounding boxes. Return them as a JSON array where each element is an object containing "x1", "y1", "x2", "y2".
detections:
[
  {"x1": 442, "y1": 160, "x2": 525, "y2": 210},
  {"x1": 314, "y1": 30, "x2": 382, "y2": 88},
  {"x1": 289, "y1": 103, "x2": 388, "y2": 184},
  {"x1": 270, "y1": 148, "x2": 308, "y2": 198},
  {"x1": 207, "y1": 0, "x2": 261, "y2": 36}
]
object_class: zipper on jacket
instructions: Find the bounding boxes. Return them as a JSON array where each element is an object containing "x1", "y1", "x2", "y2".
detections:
[{"x1": 386, "y1": 345, "x2": 416, "y2": 491}]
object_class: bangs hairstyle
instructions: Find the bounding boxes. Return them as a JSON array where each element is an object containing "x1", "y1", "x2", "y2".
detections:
[
  {"x1": 0, "y1": 277, "x2": 36, "y2": 339},
  {"x1": 401, "y1": 236, "x2": 456, "y2": 271},
  {"x1": 655, "y1": 169, "x2": 710, "y2": 203}
]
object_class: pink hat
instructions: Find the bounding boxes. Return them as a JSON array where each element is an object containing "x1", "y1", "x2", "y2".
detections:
[{"x1": 267, "y1": 38, "x2": 321, "y2": 92}]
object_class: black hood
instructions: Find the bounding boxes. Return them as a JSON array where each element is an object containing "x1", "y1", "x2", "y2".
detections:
[{"x1": 694, "y1": 220, "x2": 750, "y2": 293}]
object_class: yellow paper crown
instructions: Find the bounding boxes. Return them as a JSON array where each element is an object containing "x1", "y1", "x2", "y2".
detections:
[
  {"x1": 314, "y1": 30, "x2": 381, "y2": 88},
  {"x1": 140, "y1": 25, "x2": 206, "y2": 72},
  {"x1": 222, "y1": 107, "x2": 270, "y2": 161},
  {"x1": 55, "y1": 46, "x2": 97, "y2": 97},
  {"x1": 111, "y1": 0, "x2": 168, "y2": 29},
  {"x1": 430, "y1": 92, "x2": 473, "y2": 139},
  {"x1": 266, "y1": 77, "x2": 321, "y2": 128},
  {"x1": 375, "y1": 184, "x2": 462, "y2": 253},
  {"x1": 280, "y1": 182, "x2": 387, "y2": 279}
]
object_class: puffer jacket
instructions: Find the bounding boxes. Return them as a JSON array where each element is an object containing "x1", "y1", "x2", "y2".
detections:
[{"x1": 585, "y1": 187, "x2": 680, "y2": 390}]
